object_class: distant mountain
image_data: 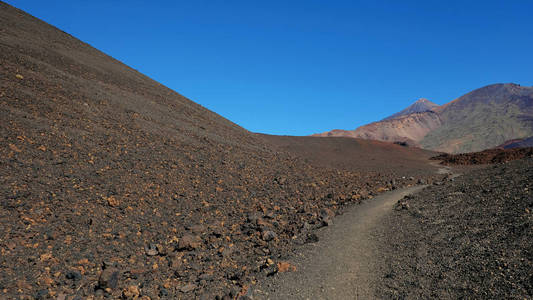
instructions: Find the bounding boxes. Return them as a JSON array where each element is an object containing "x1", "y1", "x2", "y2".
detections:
[
  {"x1": 314, "y1": 83, "x2": 533, "y2": 153},
  {"x1": 497, "y1": 136, "x2": 533, "y2": 149},
  {"x1": 383, "y1": 98, "x2": 439, "y2": 120}
]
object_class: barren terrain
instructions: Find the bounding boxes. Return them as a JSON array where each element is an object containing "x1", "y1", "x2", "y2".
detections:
[{"x1": 0, "y1": 3, "x2": 443, "y2": 299}]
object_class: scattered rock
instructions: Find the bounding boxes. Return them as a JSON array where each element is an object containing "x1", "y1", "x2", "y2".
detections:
[
  {"x1": 305, "y1": 233, "x2": 319, "y2": 243},
  {"x1": 145, "y1": 244, "x2": 159, "y2": 256},
  {"x1": 178, "y1": 234, "x2": 201, "y2": 251},
  {"x1": 277, "y1": 261, "x2": 297, "y2": 273},
  {"x1": 98, "y1": 268, "x2": 120, "y2": 290},
  {"x1": 106, "y1": 196, "x2": 120, "y2": 207},
  {"x1": 66, "y1": 270, "x2": 82, "y2": 281},
  {"x1": 122, "y1": 285, "x2": 140, "y2": 299},
  {"x1": 262, "y1": 231, "x2": 277, "y2": 242},
  {"x1": 180, "y1": 283, "x2": 197, "y2": 293},
  {"x1": 159, "y1": 286, "x2": 169, "y2": 297},
  {"x1": 35, "y1": 289, "x2": 48, "y2": 300}
]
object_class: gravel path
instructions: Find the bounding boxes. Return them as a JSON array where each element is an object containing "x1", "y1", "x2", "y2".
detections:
[{"x1": 252, "y1": 185, "x2": 426, "y2": 299}]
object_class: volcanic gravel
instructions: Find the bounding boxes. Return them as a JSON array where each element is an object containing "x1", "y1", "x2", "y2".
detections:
[
  {"x1": 0, "y1": 3, "x2": 443, "y2": 299},
  {"x1": 432, "y1": 147, "x2": 533, "y2": 165},
  {"x1": 377, "y1": 158, "x2": 533, "y2": 299}
]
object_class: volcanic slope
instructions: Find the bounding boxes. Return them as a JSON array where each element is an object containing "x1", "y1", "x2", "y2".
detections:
[
  {"x1": 421, "y1": 83, "x2": 533, "y2": 153},
  {"x1": 382, "y1": 98, "x2": 438, "y2": 121},
  {"x1": 258, "y1": 134, "x2": 438, "y2": 175},
  {"x1": 0, "y1": 3, "x2": 440, "y2": 299},
  {"x1": 315, "y1": 83, "x2": 533, "y2": 153},
  {"x1": 378, "y1": 158, "x2": 533, "y2": 298}
]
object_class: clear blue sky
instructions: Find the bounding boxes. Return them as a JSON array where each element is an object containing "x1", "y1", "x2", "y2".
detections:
[{"x1": 6, "y1": 1, "x2": 533, "y2": 135}]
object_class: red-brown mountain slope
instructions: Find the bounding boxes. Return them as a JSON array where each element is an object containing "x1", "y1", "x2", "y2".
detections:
[{"x1": 315, "y1": 83, "x2": 533, "y2": 153}]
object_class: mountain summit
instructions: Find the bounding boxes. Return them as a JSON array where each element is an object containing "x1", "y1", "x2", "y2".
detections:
[
  {"x1": 314, "y1": 83, "x2": 533, "y2": 153},
  {"x1": 383, "y1": 98, "x2": 439, "y2": 120}
]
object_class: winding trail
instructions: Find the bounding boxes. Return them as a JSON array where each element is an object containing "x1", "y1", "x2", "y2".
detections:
[{"x1": 251, "y1": 185, "x2": 427, "y2": 299}]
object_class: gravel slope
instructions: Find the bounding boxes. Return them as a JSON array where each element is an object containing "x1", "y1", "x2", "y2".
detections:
[
  {"x1": 378, "y1": 158, "x2": 533, "y2": 299},
  {"x1": 0, "y1": 3, "x2": 443, "y2": 299}
]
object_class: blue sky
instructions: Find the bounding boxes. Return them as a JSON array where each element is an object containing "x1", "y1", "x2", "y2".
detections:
[{"x1": 6, "y1": 1, "x2": 533, "y2": 135}]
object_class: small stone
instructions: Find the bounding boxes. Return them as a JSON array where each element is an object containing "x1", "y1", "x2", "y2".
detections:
[
  {"x1": 321, "y1": 216, "x2": 333, "y2": 227},
  {"x1": 306, "y1": 233, "x2": 319, "y2": 243},
  {"x1": 199, "y1": 273, "x2": 213, "y2": 281},
  {"x1": 98, "y1": 268, "x2": 119, "y2": 290},
  {"x1": 145, "y1": 244, "x2": 159, "y2": 256},
  {"x1": 189, "y1": 224, "x2": 206, "y2": 234},
  {"x1": 35, "y1": 289, "x2": 48, "y2": 300},
  {"x1": 66, "y1": 270, "x2": 82, "y2": 281},
  {"x1": 171, "y1": 257, "x2": 182, "y2": 269},
  {"x1": 159, "y1": 286, "x2": 169, "y2": 297},
  {"x1": 15, "y1": 74, "x2": 24, "y2": 79},
  {"x1": 247, "y1": 213, "x2": 260, "y2": 224},
  {"x1": 106, "y1": 196, "x2": 120, "y2": 207},
  {"x1": 122, "y1": 285, "x2": 140, "y2": 299},
  {"x1": 277, "y1": 261, "x2": 297, "y2": 273},
  {"x1": 178, "y1": 234, "x2": 201, "y2": 250},
  {"x1": 262, "y1": 231, "x2": 277, "y2": 242},
  {"x1": 180, "y1": 283, "x2": 197, "y2": 293},
  {"x1": 417, "y1": 178, "x2": 426, "y2": 184}
]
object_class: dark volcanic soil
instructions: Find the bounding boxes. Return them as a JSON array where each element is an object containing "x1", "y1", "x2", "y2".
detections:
[
  {"x1": 378, "y1": 158, "x2": 533, "y2": 299},
  {"x1": 0, "y1": 3, "x2": 443, "y2": 300},
  {"x1": 258, "y1": 134, "x2": 438, "y2": 175},
  {"x1": 432, "y1": 147, "x2": 533, "y2": 165}
]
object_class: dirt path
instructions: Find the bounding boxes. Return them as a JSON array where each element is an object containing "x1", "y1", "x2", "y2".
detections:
[{"x1": 251, "y1": 185, "x2": 427, "y2": 299}]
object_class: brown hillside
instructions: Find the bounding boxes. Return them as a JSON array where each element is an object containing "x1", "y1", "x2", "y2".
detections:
[{"x1": 0, "y1": 3, "x2": 442, "y2": 299}]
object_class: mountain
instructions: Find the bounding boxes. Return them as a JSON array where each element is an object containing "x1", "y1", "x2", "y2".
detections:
[
  {"x1": 0, "y1": 3, "x2": 442, "y2": 299},
  {"x1": 421, "y1": 83, "x2": 533, "y2": 153},
  {"x1": 497, "y1": 136, "x2": 533, "y2": 149},
  {"x1": 382, "y1": 98, "x2": 439, "y2": 120},
  {"x1": 315, "y1": 83, "x2": 533, "y2": 153}
]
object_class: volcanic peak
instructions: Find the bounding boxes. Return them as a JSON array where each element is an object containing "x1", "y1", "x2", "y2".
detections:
[{"x1": 383, "y1": 98, "x2": 439, "y2": 121}]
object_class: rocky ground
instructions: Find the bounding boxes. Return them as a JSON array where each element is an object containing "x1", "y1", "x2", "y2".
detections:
[
  {"x1": 432, "y1": 147, "x2": 533, "y2": 165},
  {"x1": 0, "y1": 3, "x2": 444, "y2": 299},
  {"x1": 378, "y1": 158, "x2": 533, "y2": 299}
]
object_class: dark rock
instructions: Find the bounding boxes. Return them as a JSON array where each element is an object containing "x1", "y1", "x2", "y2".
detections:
[
  {"x1": 262, "y1": 231, "x2": 277, "y2": 242},
  {"x1": 321, "y1": 218, "x2": 333, "y2": 226},
  {"x1": 35, "y1": 289, "x2": 49, "y2": 300},
  {"x1": 246, "y1": 213, "x2": 260, "y2": 224},
  {"x1": 198, "y1": 273, "x2": 213, "y2": 281},
  {"x1": 159, "y1": 286, "x2": 169, "y2": 297},
  {"x1": 98, "y1": 268, "x2": 120, "y2": 290},
  {"x1": 66, "y1": 270, "x2": 82, "y2": 281},
  {"x1": 306, "y1": 233, "x2": 319, "y2": 243}
]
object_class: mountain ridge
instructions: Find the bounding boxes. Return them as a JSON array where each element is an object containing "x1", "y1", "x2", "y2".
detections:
[
  {"x1": 314, "y1": 83, "x2": 533, "y2": 153},
  {"x1": 382, "y1": 98, "x2": 439, "y2": 121}
]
